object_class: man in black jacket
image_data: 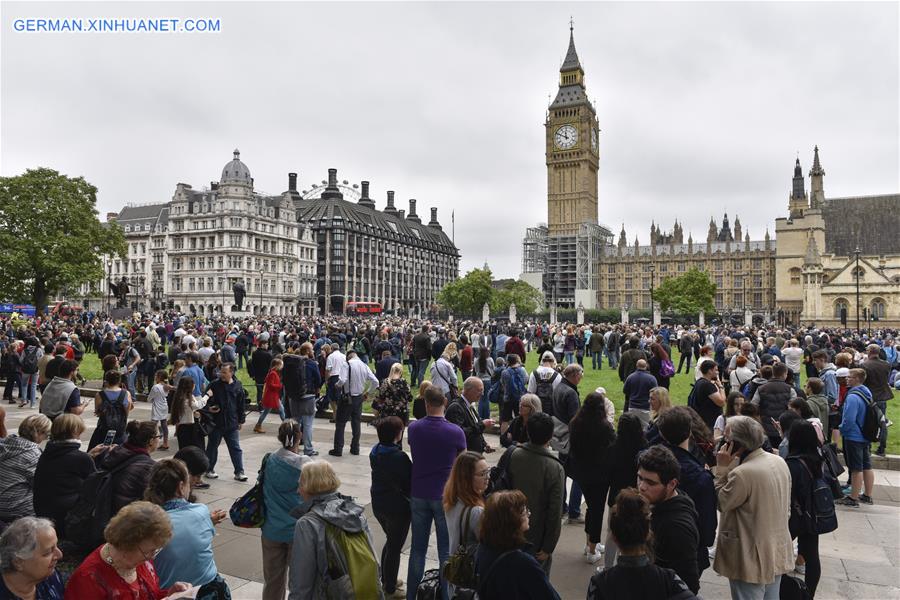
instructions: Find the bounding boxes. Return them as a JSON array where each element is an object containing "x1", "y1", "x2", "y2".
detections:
[
  {"x1": 411, "y1": 326, "x2": 432, "y2": 388},
  {"x1": 445, "y1": 377, "x2": 494, "y2": 453},
  {"x1": 637, "y1": 445, "x2": 701, "y2": 594},
  {"x1": 656, "y1": 407, "x2": 717, "y2": 580},
  {"x1": 248, "y1": 340, "x2": 273, "y2": 410},
  {"x1": 863, "y1": 344, "x2": 893, "y2": 456},
  {"x1": 204, "y1": 364, "x2": 248, "y2": 481},
  {"x1": 751, "y1": 362, "x2": 796, "y2": 447},
  {"x1": 618, "y1": 336, "x2": 648, "y2": 382}
]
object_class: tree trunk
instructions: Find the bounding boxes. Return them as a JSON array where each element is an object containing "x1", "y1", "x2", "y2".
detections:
[{"x1": 33, "y1": 278, "x2": 48, "y2": 318}]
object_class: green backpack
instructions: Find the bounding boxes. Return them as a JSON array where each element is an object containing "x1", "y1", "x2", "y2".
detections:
[{"x1": 317, "y1": 517, "x2": 384, "y2": 599}]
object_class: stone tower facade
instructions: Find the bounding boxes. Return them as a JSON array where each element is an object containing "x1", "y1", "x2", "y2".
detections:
[{"x1": 545, "y1": 25, "x2": 599, "y2": 235}]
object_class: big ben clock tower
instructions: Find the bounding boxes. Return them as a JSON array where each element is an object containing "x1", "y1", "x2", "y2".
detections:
[{"x1": 546, "y1": 24, "x2": 599, "y2": 235}]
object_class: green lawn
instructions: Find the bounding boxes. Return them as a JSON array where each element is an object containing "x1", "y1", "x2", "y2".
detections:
[{"x1": 77, "y1": 348, "x2": 900, "y2": 454}]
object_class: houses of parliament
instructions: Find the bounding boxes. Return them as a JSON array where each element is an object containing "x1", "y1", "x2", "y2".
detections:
[{"x1": 522, "y1": 26, "x2": 900, "y2": 327}]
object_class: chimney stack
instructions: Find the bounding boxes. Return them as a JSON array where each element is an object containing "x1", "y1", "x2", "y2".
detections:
[
  {"x1": 406, "y1": 199, "x2": 421, "y2": 223},
  {"x1": 398, "y1": 209, "x2": 406, "y2": 219},
  {"x1": 288, "y1": 172, "x2": 297, "y2": 192},
  {"x1": 384, "y1": 191, "x2": 397, "y2": 213},
  {"x1": 107, "y1": 212, "x2": 119, "y2": 222},
  {"x1": 321, "y1": 168, "x2": 343, "y2": 200},
  {"x1": 428, "y1": 207, "x2": 442, "y2": 230},
  {"x1": 358, "y1": 180, "x2": 375, "y2": 209}
]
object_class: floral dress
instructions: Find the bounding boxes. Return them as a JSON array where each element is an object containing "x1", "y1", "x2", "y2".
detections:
[{"x1": 372, "y1": 378, "x2": 413, "y2": 424}]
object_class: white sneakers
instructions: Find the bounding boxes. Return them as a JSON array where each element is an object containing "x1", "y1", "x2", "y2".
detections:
[{"x1": 583, "y1": 544, "x2": 605, "y2": 564}]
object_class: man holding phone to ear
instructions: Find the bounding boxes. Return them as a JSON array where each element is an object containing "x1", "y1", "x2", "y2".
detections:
[{"x1": 712, "y1": 415, "x2": 793, "y2": 599}]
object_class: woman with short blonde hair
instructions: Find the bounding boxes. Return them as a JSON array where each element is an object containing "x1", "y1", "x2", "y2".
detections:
[
  {"x1": 290, "y1": 461, "x2": 377, "y2": 598},
  {"x1": 50, "y1": 412, "x2": 86, "y2": 440}
]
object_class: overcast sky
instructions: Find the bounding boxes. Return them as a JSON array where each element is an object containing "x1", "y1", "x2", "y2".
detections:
[{"x1": 3, "y1": 1, "x2": 898, "y2": 278}]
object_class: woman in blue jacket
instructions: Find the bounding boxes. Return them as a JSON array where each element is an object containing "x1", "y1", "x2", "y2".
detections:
[
  {"x1": 369, "y1": 416, "x2": 412, "y2": 598},
  {"x1": 261, "y1": 420, "x2": 311, "y2": 600},
  {"x1": 148, "y1": 459, "x2": 231, "y2": 599}
]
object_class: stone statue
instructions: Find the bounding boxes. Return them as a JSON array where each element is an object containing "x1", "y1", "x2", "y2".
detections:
[{"x1": 232, "y1": 281, "x2": 247, "y2": 311}]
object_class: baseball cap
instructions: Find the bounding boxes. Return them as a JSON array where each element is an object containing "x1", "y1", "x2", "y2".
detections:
[{"x1": 835, "y1": 367, "x2": 850, "y2": 378}]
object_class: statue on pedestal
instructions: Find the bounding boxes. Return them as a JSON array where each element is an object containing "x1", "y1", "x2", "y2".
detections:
[{"x1": 232, "y1": 281, "x2": 247, "y2": 312}]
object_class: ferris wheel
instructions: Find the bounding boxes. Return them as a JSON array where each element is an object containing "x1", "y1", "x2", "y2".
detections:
[{"x1": 300, "y1": 179, "x2": 362, "y2": 202}]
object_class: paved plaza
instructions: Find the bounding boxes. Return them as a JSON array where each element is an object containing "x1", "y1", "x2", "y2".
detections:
[{"x1": 6, "y1": 400, "x2": 900, "y2": 599}]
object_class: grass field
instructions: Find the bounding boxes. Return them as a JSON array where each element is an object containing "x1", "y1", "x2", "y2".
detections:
[{"x1": 77, "y1": 347, "x2": 900, "y2": 454}]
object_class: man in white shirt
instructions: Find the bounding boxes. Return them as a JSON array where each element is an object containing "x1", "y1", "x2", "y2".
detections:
[
  {"x1": 330, "y1": 350, "x2": 378, "y2": 456},
  {"x1": 780, "y1": 339, "x2": 804, "y2": 393},
  {"x1": 324, "y1": 343, "x2": 347, "y2": 418}
]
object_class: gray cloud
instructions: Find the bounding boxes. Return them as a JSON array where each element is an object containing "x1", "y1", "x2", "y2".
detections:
[{"x1": 2, "y1": 2, "x2": 897, "y2": 277}]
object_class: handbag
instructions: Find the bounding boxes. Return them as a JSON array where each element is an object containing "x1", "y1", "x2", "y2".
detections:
[
  {"x1": 228, "y1": 453, "x2": 270, "y2": 528},
  {"x1": 443, "y1": 507, "x2": 478, "y2": 589},
  {"x1": 821, "y1": 442, "x2": 845, "y2": 479},
  {"x1": 416, "y1": 569, "x2": 441, "y2": 600}
]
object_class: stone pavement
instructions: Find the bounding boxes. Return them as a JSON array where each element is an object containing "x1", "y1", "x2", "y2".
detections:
[{"x1": 5, "y1": 401, "x2": 900, "y2": 599}]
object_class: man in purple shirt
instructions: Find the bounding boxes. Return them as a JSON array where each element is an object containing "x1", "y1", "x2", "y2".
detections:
[{"x1": 406, "y1": 386, "x2": 466, "y2": 599}]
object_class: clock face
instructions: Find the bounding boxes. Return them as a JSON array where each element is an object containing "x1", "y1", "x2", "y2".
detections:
[
  {"x1": 591, "y1": 128, "x2": 598, "y2": 152},
  {"x1": 554, "y1": 125, "x2": 578, "y2": 150}
]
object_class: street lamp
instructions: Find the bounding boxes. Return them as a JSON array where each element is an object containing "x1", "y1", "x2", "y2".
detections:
[
  {"x1": 259, "y1": 268, "x2": 264, "y2": 316},
  {"x1": 106, "y1": 260, "x2": 112, "y2": 315},
  {"x1": 854, "y1": 246, "x2": 861, "y2": 334},
  {"x1": 648, "y1": 264, "x2": 656, "y2": 311}
]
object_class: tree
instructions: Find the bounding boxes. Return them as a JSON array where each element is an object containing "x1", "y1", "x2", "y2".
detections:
[
  {"x1": 491, "y1": 279, "x2": 543, "y2": 315},
  {"x1": 436, "y1": 267, "x2": 493, "y2": 316},
  {"x1": 652, "y1": 268, "x2": 716, "y2": 315},
  {"x1": 0, "y1": 168, "x2": 126, "y2": 316}
]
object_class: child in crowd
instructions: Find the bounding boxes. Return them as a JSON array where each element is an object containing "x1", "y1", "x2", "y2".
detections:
[{"x1": 149, "y1": 369, "x2": 172, "y2": 450}]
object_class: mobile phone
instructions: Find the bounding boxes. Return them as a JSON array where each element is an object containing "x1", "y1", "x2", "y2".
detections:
[{"x1": 103, "y1": 429, "x2": 116, "y2": 446}]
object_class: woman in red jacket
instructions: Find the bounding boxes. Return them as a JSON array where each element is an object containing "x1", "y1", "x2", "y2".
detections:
[
  {"x1": 255, "y1": 358, "x2": 284, "y2": 433},
  {"x1": 64, "y1": 501, "x2": 191, "y2": 600}
]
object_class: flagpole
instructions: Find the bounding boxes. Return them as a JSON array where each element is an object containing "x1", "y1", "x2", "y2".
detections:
[{"x1": 452, "y1": 210, "x2": 455, "y2": 245}]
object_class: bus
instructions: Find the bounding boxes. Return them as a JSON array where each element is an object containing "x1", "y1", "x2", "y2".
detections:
[{"x1": 346, "y1": 301, "x2": 383, "y2": 316}]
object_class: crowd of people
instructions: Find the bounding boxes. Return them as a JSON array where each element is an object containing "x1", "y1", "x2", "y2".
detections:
[{"x1": 0, "y1": 309, "x2": 897, "y2": 599}]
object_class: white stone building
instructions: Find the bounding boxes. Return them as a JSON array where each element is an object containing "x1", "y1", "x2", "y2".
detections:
[{"x1": 81, "y1": 150, "x2": 318, "y2": 316}]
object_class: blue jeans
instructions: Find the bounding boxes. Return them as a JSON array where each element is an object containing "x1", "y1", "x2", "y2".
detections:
[
  {"x1": 255, "y1": 402, "x2": 285, "y2": 427},
  {"x1": 729, "y1": 575, "x2": 781, "y2": 600},
  {"x1": 413, "y1": 359, "x2": 430, "y2": 388},
  {"x1": 206, "y1": 427, "x2": 245, "y2": 475},
  {"x1": 299, "y1": 413, "x2": 315, "y2": 455},
  {"x1": 564, "y1": 351, "x2": 575, "y2": 365},
  {"x1": 126, "y1": 368, "x2": 138, "y2": 400},
  {"x1": 407, "y1": 497, "x2": 449, "y2": 600},
  {"x1": 478, "y1": 379, "x2": 492, "y2": 420},
  {"x1": 565, "y1": 478, "x2": 583, "y2": 518},
  {"x1": 237, "y1": 351, "x2": 248, "y2": 370},
  {"x1": 591, "y1": 350, "x2": 602, "y2": 370},
  {"x1": 608, "y1": 348, "x2": 619, "y2": 369},
  {"x1": 20, "y1": 373, "x2": 38, "y2": 407}
]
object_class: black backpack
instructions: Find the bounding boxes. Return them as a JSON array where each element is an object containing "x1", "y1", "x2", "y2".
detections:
[
  {"x1": 488, "y1": 445, "x2": 518, "y2": 494},
  {"x1": 858, "y1": 391, "x2": 884, "y2": 443},
  {"x1": 534, "y1": 370, "x2": 559, "y2": 408},
  {"x1": 65, "y1": 455, "x2": 140, "y2": 549},
  {"x1": 789, "y1": 457, "x2": 838, "y2": 535},
  {"x1": 21, "y1": 346, "x2": 39, "y2": 374},
  {"x1": 98, "y1": 390, "x2": 128, "y2": 433}
]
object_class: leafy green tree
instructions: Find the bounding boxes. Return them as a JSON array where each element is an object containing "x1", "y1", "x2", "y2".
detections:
[
  {"x1": 0, "y1": 168, "x2": 126, "y2": 316},
  {"x1": 652, "y1": 268, "x2": 716, "y2": 315},
  {"x1": 436, "y1": 267, "x2": 493, "y2": 316},
  {"x1": 491, "y1": 279, "x2": 544, "y2": 315}
]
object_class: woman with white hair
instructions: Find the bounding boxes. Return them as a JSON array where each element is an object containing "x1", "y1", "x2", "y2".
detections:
[
  {"x1": 0, "y1": 516, "x2": 64, "y2": 598},
  {"x1": 714, "y1": 415, "x2": 793, "y2": 598},
  {"x1": 0, "y1": 414, "x2": 51, "y2": 525}
]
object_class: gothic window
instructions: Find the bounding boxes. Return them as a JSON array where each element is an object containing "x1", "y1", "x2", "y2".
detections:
[
  {"x1": 789, "y1": 268, "x2": 801, "y2": 285},
  {"x1": 834, "y1": 299, "x2": 849, "y2": 319},
  {"x1": 871, "y1": 299, "x2": 886, "y2": 319},
  {"x1": 852, "y1": 267, "x2": 865, "y2": 281}
]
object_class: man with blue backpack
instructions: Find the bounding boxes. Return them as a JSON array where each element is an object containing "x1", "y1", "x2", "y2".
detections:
[
  {"x1": 835, "y1": 368, "x2": 877, "y2": 507},
  {"x1": 500, "y1": 354, "x2": 527, "y2": 437}
]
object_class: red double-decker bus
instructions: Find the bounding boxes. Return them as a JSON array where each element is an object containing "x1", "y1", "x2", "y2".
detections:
[{"x1": 346, "y1": 301, "x2": 383, "y2": 316}]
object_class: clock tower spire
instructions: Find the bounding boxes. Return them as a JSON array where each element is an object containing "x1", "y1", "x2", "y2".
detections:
[{"x1": 546, "y1": 23, "x2": 599, "y2": 235}]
